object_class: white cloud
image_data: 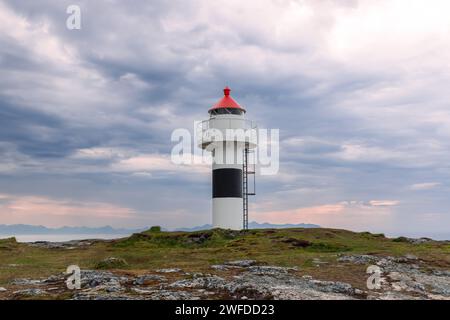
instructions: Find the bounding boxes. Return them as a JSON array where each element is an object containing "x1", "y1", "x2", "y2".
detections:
[
  {"x1": 110, "y1": 153, "x2": 210, "y2": 176},
  {"x1": 368, "y1": 200, "x2": 400, "y2": 207},
  {"x1": 410, "y1": 182, "x2": 441, "y2": 191},
  {"x1": 71, "y1": 147, "x2": 131, "y2": 160}
]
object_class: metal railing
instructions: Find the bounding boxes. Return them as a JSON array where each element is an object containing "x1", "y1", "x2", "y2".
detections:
[{"x1": 196, "y1": 117, "x2": 258, "y2": 149}]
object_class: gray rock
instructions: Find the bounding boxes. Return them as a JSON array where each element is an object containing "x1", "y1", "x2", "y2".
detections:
[
  {"x1": 72, "y1": 292, "x2": 139, "y2": 300},
  {"x1": 387, "y1": 271, "x2": 412, "y2": 282},
  {"x1": 247, "y1": 265, "x2": 297, "y2": 275},
  {"x1": 79, "y1": 270, "x2": 130, "y2": 289},
  {"x1": 309, "y1": 279, "x2": 355, "y2": 295},
  {"x1": 13, "y1": 288, "x2": 47, "y2": 296},
  {"x1": 414, "y1": 273, "x2": 450, "y2": 296},
  {"x1": 170, "y1": 275, "x2": 226, "y2": 289},
  {"x1": 11, "y1": 278, "x2": 43, "y2": 286},
  {"x1": 29, "y1": 240, "x2": 94, "y2": 249},
  {"x1": 95, "y1": 257, "x2": 128, "y2": 269},
  {"x1": 224, "y1": 260, "x2": 258, "y2": 267},
  {"x1": 432, "y1": 270, "x2": 450, "y2": 277},
  {"x1": 0, "y1": 287, "x2": 7, "y2": 292},
  {"x1": 170, "y1": 269, "x2": 355, "y2": 300},
  {"x1": 10, "y1": 254, "x2": 448, "y2": 301},
  {"x1": 130, "y1": 288, "x2": 201, "y2": 300},
  {"x1": 44, "y1": 274, "x2": 65, "y2": 283},
  {"x1": 409, "y1": 238, "x2": 433, "y2": 244},
  {"x1": 104, "y1": 279, "x2": 123, "y2": 293},
  {"x1": 134, "y1": 274, "x2": 167, "y2": 285},
  {"x1": 210, "y1": 265, "x2": 230, "y2": 271},
  {"x1": 368, "y1": 291, "x2": 423, "y2": 300},
  {"x1": 345, "y1": 254, "x2": 450, "y2": 299},
  {"x1": 312, "y1": 258, "x2": 329, "y2": 266},
  {"x1": 337, "y1": 255, "x2": 378, "y2": 265},
  {"x1": 354, "y1": 289, "x2": 365, "y2": 295},
  {"x1": 156, "y1": 268, "x2": 182, "y2": 273}
]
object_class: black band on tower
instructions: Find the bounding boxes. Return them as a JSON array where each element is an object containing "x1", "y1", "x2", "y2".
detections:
[{"x1": 212, "y1": 168, "x2": 243, "y2": 198}]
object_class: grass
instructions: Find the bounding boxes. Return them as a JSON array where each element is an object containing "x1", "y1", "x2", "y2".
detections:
[{"x1": 0, "y1": 228, "x2": 449, "y2": 289}]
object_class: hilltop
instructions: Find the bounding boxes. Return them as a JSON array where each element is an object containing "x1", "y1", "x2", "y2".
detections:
[
  {"x1": 169, "y1": 221, "x2": 320, "y2": 232},
  {"x1": 0, "y1": 227, "x2": 449, "y2": 300}
]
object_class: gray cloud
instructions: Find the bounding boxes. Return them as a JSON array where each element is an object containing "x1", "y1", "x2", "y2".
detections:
[{"x1": 0, "y1": 0, "x2": 450, "y2": 237}]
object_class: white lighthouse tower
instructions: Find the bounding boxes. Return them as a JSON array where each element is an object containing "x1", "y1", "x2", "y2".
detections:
[{"x1": 198, "y1": 87, "x2": 257, "y2": 230}]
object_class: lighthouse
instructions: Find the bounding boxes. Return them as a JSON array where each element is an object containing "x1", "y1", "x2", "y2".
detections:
[{"x1": 198, "y1": 87, "x2": 257, "y2": 230}]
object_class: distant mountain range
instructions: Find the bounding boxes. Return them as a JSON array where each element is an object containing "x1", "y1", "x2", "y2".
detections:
[
  {"x1": 0, "y1": 222, "x2": 320, "y2": 235},
  {"x1": 170, "y1": 221, "x2": 320, "y2": 232},
  {"x1": 0, "y1": 224, "x2": 146, "y2": 235}
]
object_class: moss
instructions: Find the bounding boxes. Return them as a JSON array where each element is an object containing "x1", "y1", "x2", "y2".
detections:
[
  {"x1": 114, "y1": 228, "x2": 243, "y2": 249},
  {"x1": 280, "y1": 238, "x2": 312, "y2": 248},
  {"x1": 372, "y1": 233, "x2": 385, "y2": 238},
  {"x1": 359, "y1": 231, "x2": 385, "y2": 239},
  {"x1": 307, "y1": 242, "x2": 352, "y2": 253}
]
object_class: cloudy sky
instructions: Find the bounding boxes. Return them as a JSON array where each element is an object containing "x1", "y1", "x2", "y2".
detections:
[{"x1": 1, "y1": 0, "x2": 450, "y2": 238}]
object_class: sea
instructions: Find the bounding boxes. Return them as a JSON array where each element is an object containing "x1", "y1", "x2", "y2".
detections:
[{"x1": 0, "y1": 234, "x2": 132, "y2": 243}]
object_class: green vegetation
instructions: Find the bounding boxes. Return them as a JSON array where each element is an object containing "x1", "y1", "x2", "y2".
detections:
[
  {"x1": 0, "y1": 237, "x2": 18, "y2": 250},
  {"x1": 0, "y1": 228, "x2": 449, "y2": 288},
  {"x1": 149, "y1": 226, "x2": 162, "y2": 233},
  {"x1": 392, "y1": 236, "x2": 410, "y2": 243}
]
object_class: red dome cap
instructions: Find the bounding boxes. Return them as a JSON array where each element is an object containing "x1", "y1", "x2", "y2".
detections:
[{"x1": 208, "y1": 86, "x2": 246, "y2": 113}]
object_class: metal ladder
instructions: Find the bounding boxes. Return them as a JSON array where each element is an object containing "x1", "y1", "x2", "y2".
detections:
[{"x1": 243, "y1": 148, "x2": 256, "y2": 230}]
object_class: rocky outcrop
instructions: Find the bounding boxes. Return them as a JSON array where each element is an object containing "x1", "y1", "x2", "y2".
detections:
[
  {"x1": 337, "y1": 254, "x2": 450, "y2": 300},
  {"x1": 3, "y1": 256, "x2": 449, "y2": 300},
  {"x1": 28, "y1": 239, "x2": 96, "y2": 249},
  {"x1": 170, "y1": 264, "x2": 356, "y2": 300},
  {"x1": 134, "y1": 274, "x2": 167, "y2": 285},
  {"x1": 13, "y1": 288, "x2": 47, "y2": 297},
  {"x1": 337, "y1": 254, "x2": 378, "y2": 264}
]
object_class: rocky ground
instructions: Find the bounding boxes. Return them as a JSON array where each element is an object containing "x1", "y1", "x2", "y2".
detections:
[
  {"x1": 1, "y1": 229, "x2": 449, "y2": 300},
  {"x1": 1, "y1": 253, "x2": 449, "y2": 300}
]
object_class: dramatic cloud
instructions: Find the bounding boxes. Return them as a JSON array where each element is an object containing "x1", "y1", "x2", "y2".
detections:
[{"x1": 1, "y1": 0, "x2": 450, "y2": 237}]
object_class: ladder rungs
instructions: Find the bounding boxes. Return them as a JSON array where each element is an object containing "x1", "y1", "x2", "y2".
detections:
[{"x1": 243, "y1": 148, "x2": 253, "y2": 231}]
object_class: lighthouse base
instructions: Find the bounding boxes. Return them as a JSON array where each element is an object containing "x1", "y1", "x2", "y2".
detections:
[{"x1": 212, "y1": 198, "x2": 243, "y2": 230}]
